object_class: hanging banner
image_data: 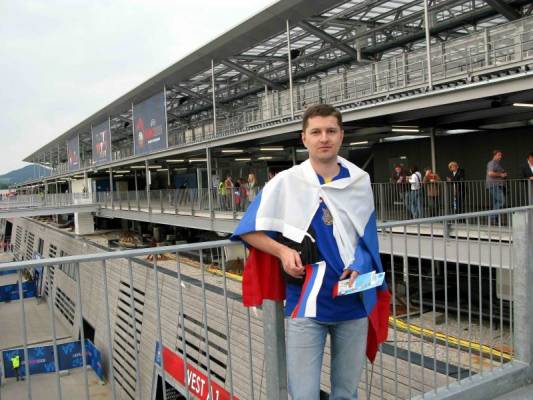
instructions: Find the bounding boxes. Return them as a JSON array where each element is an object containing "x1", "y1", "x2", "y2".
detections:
[
  {"x1": 91, "y1": 119, "x2": 112, "y2": 164},
  {"x1": 67, "y1": 135, "x2": 80, "y2": 171},
  {"x1": 132, "y1": 90, "x2": 168, "y2": 155}
]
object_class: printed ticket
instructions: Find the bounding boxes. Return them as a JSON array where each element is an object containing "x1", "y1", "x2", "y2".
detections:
[{"x1": 333, "y1": 271, "x2": 385, "y2": 297}]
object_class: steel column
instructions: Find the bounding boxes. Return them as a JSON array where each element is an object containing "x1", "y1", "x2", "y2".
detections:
[
  {"x1": 286, "y1": 20, "x2": 294, "y2": 118},
  {"x1": 423, "y1": 0, "x2": 433, "y2": 89}
]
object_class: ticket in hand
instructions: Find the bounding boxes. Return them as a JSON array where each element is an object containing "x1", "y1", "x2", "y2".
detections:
[{"x1": 332, "y1": 271, "x2": 385, "y2": 297}]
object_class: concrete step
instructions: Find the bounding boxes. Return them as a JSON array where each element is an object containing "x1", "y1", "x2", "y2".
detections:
[{"x1": 493, "y1": 383, "x2": 533, "y2": 400}]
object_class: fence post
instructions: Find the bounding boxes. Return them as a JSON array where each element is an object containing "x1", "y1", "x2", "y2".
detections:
[
  {"x1": 378, "y1": 184, "x2": 385, "y2": 222},
  {"x1": 512, "y1": 209, "x2": 533, "y2": 365},
  {"x1": 262, "y1": 300, "x2": 288, "y2": 400}
]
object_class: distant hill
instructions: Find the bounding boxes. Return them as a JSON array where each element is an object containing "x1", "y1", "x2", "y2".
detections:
[{"x1": 0, "y1": 164, "x2": 51, "y2": 187}]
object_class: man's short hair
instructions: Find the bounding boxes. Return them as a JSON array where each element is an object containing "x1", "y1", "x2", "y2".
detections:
[
  {"x1": 302, "y1": 104, "x2": 342, "y2": 131},
  {"x1": 493, "y1": 149, "x2": 502, "y2": 157}
]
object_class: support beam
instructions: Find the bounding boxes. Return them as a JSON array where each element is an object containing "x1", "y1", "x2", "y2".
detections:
[
  {"x1": 485, "y1": 0, "x2": 521, "y2": 20},
  {"x1": 297, "y1": 20, "x2": 358, "y2": 60},
  {"x1": 174, "y1": 85, "x2": 212, "y2": 105},
  {"x1": 220, "y1": 59, "x2": 280, "y2": 89}
]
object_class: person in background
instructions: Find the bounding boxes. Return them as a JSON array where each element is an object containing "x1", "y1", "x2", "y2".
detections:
[
  {"x1": 11, "y1": 354, "x2": 22, "y2": 381},
  {"x1": 390, "y1": 164, "x2": 409, "y2": 216},
  {"x1": 224, "y1": 175, "x2": 234, "y2": 210},
  {"x1": 521, "y1": 152, "x2": 533, "y2": 205},
  {"x1": 486, "y1": 150, "x2": 507, "y2": 223},
  {"x1": 446, "y1": 161, "x2": 465, "y2": 214},
  {"x1": 423, "y1": 167, "x2": 441, "y2": 217},
  {"x1": 247, "y1": 173, "x2": 258, "y2": 204},
  {"x1": 408, "y1": 166, "x2": 423, "y2": 218}
]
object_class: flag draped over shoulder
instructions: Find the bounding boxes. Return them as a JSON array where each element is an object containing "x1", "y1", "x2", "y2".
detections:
[{"x1": 232, "y1": 156, "x2": 390, "y2": 362}]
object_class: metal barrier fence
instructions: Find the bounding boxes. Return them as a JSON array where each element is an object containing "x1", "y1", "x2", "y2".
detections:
[
  {"x1": 1, "y1": 207, "x2": 532, "y2": 399},
  {"x1": 0, "y1": 193, "x2": 96, "y2": 210},
  {"x1": 96, "y1": 179, "x2": 532, "y2": 224}
]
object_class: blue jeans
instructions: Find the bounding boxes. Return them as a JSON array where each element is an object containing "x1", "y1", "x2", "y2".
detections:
[
  {"x1": 409, "y1": 190, "x2": 422, "y2": 218},
  {"x1": 286, "y1": 317, "x2": 368, "y2": 400},
  {"x1": 488, "y1": 185, "x2": 505, "y2": 211}
]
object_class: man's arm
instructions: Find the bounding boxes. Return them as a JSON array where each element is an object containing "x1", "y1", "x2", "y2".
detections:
[{"x1": 241, "y1": 231, "x2": 305, "y2": 279}]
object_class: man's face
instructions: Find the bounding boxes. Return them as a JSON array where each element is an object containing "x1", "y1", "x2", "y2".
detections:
[
  {"x1": 494, "y1": 152, "x2": 503, "y2": 161},
  {"x1": 301, "y1": 115, "x2": 344, "y2": 164},
  {"x1": 528, "y1": 156, "x2": 533, "y2": 165}
]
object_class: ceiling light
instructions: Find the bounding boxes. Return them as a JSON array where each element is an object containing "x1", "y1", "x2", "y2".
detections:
[
  {"x1": 391, "y1": 128, "x2": 420, "y2": 133},
  {"x1": 349, "y1": 141, "x2": 369, "y2": 146},
  {"x1": 189, "y1": 159, "x2": 206, "y2": 162},
  {"x1": 260, "y1": 147, "x2": 284, "y2": 151},
  {"x1": 513, "y1": 103, "x2": 533, "y2": 108},
  {"x1": 114, "y1": 170, "x2": 130, "y2": 174},
  {"x1": 166, "y1": 159, "x2": 185, "y2": 163},
  {"x1": 130, "y1": 166, "x2": 145, "y2": 169},
  {"x1": 114, "y1": 174, "x2": 124, "y2": 178},
  {"x1": 296, "y1": 148, "x2": 308, "y2": 153},
  {"x1": 174, "y1": 168, "x2": 187, "y2": 172},
  {"x1": 382, "y1": 135, "x2": 429, "y2": 142},
  {"x1": 257, "y1": 156, "x2": 273, "y2": 160},
  {"x1": 444, "y1": 129, "x2": 480, "y2": 134},
  {"x1": 221, "y1": 149, "x2": 244, "y2": 153},
  {"x1": 157, "y1": 168, "x2": 169, "y2": 172},
  {"x1": 148, "y1": 165, "x2": 163, "y2": 169},
  {"x1": 235, "y1": 158, "x2": 251, "y2": 161}
]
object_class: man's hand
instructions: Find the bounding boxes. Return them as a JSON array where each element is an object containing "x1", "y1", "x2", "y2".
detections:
[
  {"x1": 279, "y1": 246, "x2": 305, "y2": 279},
  {"x1": 339, "y1": 268, "x2": 359, "y2": 288}
]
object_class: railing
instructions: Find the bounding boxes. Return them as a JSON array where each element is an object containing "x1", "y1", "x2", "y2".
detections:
[
  {"x1": 96, "y1": 179, "x2": 532, "y2": 225},
  {"x1": 1, "y1": 207, "x2": 532, "y2": 399},
  {"x1": 0, "y1": 193, "x2": 96, "y2": 210},
  {"x1": 28, "y1": 15, "x2": 533, "y2": 178}
]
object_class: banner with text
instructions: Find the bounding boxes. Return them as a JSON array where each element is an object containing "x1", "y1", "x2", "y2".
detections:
[
  {"x1": 67, "y1": 135, "x2": 80, "y2": 171},
  {"x1": 155, "y1": 342, "x2": 238, "y2": 400},
  {"x1": 2, "y1": 339, "x2": 104, "y2": 379},
  {"x1": 132, "y1": 91, "x2": 167, "y2": 155},
  {"x1": 91, "y1": 119, "x2": 112, "y2": 164}
]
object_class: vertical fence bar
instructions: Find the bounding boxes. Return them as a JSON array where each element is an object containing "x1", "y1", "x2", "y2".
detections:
[
  {"x1": 46, "y1": 265, "x2": 62, "y2": 400},
  {"x1": 101, "y1": 260, "x2": 117, "y2": 400},
  {"x1": 127, "y1": 258, "x2": 143, "y2": 396},
  {"x1": 17, "y1": 269, "x2": 32, "y2": 399},
  {"x1": 152, "y1": 255, "x2": 168, "y2": 400},
  {"x1": 74, "y1": 262, "x2": 90, "y2": 400},
  {"x1": 199, "y1": 251, "x2": 214, "y2": 400},
  {"x1": 175, "y1": 251, "x2": 191, "y2": 400},
  {"x1": 220, "y1": 248, "x2": 235, "y2": 399}
]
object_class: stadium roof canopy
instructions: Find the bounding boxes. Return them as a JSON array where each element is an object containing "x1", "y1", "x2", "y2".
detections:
[{"x1": 24, "y1": 0, "x2": 532, "y2": 163}]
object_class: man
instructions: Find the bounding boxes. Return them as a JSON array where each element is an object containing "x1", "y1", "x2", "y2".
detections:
[
  {"x1": 486, "y1": 150, "x2": 507, "y2": 222},
  {"x1": 521, "y1": 152, "x2": 533, "y2": 180},
  {"x1": 232, "y1": 104, "x2": 388, "y2": 400},
  {"x1": 446, "y1": 161, "x2": 465, "y2": 214},
  {"x1": 521, "y1": 152, "x2": 533, "y2": 205},
  {"x1": 11, "y1": 354, "x2": 21, "y2": 381}
]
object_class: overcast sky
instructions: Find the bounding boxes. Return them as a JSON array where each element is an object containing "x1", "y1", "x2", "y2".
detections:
[{"x1": 0, "y1": 0, "x2": 275, "y2": 175}]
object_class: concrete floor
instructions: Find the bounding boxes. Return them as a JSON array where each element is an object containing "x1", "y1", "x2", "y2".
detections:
[
  {"x1": 0, "y1": 272, "x2": 112, "y2": 399},
  {"x1": 493, "y1": 384, "x2": 533, "y2": 400}
]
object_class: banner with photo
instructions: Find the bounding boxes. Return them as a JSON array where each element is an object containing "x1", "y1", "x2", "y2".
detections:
[
  {"x1": 132, "y1": 90, "x2": 167, "y2": 155},
  {"x1": 91, "y1": 119, "x2": 112, "y2": 164},
  {"x1": 67, "y1": 135, "x2": 80, "y2": 171}
]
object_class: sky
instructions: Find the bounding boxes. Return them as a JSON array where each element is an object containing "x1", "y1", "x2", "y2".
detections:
[{"x1": 0, "y1": 0, "x2": 276, "y2": 175}]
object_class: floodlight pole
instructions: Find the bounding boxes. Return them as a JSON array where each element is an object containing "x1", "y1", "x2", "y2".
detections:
[
  {"x1": 423, "y1": 0, "x2": 433, "y2": 90},
  {"x1": 286, "y1": 19, "x2": 295, "y2": 118}
]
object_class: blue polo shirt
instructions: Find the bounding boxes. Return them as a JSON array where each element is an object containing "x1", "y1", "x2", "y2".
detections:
[{"x1": 284, "y1": 165, "x2": 367, "y2": 322}]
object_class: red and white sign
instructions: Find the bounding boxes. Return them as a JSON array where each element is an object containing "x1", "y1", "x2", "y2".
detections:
[{"x1": 161, "y1": 345, "x2": 238, "y2": 400}]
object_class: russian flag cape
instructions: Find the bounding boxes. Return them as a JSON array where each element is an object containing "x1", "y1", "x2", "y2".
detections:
[{"x1": 232, "y1": 156, "x2": 390, "y2": 362}]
